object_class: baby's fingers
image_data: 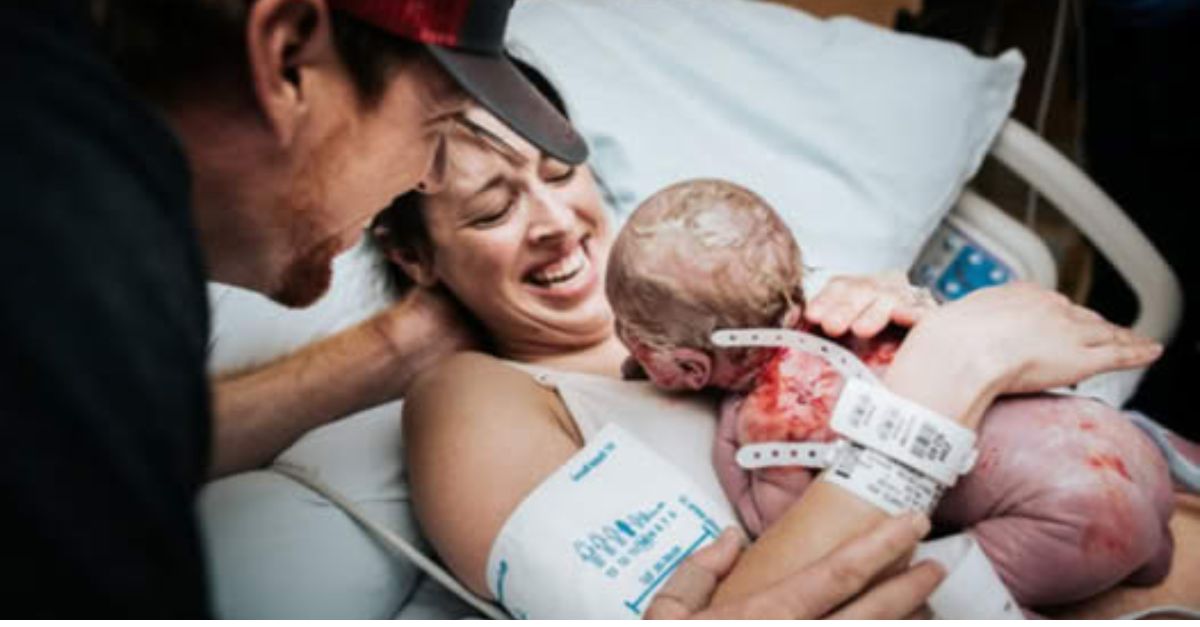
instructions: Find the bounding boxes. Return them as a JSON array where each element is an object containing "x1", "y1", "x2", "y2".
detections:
[
  {"x1": 850, "y1": 297, "x2": 896, "y2": 338},
  {"x1": 808, "y1": 285, "x2": 876, "y2": 337}
]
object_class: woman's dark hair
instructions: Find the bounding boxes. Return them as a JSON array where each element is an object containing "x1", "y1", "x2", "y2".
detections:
[
  {"x1": 371, "y1": 57, "x2": 571, "y2": 295},
  {"x1": 93, "y1": 0, "x2": 424, "y2": 108}
]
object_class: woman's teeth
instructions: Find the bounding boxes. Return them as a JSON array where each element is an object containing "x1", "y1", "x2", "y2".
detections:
[{"x1": 529, "y1": 248, "x2": 589, "y2": 287}]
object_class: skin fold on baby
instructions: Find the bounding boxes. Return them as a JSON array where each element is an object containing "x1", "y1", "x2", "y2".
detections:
[{"x1": 606, "y1": 178, "x2": 1178, "y2": 609}]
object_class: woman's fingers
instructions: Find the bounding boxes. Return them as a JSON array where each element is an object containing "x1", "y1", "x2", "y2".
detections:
[
  {"x1": 753, "y1": 513, "x2": 933, "y2": 619},
  {"x1": 644, "y1": 528, "x2": 744, "y2": 619},
  {"x1": 1087, "y1": 341, "x2": 1164, "y2": 371},
  {"x1": 826, "y1": 560, "x2": 946, "y2": 620}
]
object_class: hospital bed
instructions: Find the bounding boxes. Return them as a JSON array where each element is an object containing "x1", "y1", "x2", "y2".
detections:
[
  {"x1": 917, "y1": 119, "x2": 1182, "y2": 405},
  {"x1": 200, "y1": 0, "x2": 1184, "y2": 618}
]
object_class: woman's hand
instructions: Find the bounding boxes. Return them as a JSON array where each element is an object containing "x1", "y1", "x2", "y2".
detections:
[
  {"x1": 645, "y1": 514, "x2": 943, "y2": 620},
  {"x1": 908, "y1": 282, "x2": 1162, "y2": 395},
  {"x1": 804, "y1": 271, "x2": 937, "y2": 338},
  {"x1": 885, "y1": 282, "x2": 1162, "y2": 429}
]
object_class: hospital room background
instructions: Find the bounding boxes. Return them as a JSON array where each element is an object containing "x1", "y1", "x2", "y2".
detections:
[
  {"x1": 202, "y1": 0, "x2": 1200, "y2": 619},
  {"x1": 782, "y1": 0, "x2": 1197, "y2": 440}
]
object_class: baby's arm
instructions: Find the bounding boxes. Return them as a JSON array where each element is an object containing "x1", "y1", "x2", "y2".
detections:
[{"x1": 714, "y1": 393, "x2": 819, "y2": 537}]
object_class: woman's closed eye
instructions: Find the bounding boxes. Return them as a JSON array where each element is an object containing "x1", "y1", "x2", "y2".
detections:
[
  {"x1": 542, "y1": 161, "x2": 576, "y2": 185},
  {"x1": 468, "y1": 195, "x2": 515, "y2": 228}
]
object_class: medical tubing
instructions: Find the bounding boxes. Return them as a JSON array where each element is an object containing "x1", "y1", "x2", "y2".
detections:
[
  {"x1": 270, "y1": 463, "x2": 509, "y2": 620},
  {"x1": 1024, "y1": 0, "x2": 1071, "y2": 227},
  {"x1": 1126, "y1": 412, "x2": 1200, "y2": 494},
  {"x1": 1117, "y1": 606, "x2": 1200, "y2": 620}
]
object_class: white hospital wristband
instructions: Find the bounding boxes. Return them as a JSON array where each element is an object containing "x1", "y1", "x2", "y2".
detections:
[
  {"x1": 830, "y1": 378, "x2": 978, "y2": 486},
  {"x1": 821, "y1": 442, "x2": 944, "y2": 515}
]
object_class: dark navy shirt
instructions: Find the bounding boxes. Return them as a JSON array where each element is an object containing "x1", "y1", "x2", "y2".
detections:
[{"x1": 0, "y1": 0, "x2": 211, "y2": 616}]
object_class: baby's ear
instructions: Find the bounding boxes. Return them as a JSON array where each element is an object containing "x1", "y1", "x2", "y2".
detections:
[
  {"x1": 670, "y1": 347, "x2": 712, "y2": 391},
  {"x1": 621, "y1": 356, "x2": 648, "y2": 381}
]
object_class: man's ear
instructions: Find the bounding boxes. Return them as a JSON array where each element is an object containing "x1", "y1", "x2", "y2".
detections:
[
  {"x1": 385, "y1": 244, "x2": 439, "y2": 288},
  {"x1": 244, "y1": 0, "x2": 335, "y2": 147},
  {"x1": 669, "y1": 347, "x2": 713, "y2": 391}
]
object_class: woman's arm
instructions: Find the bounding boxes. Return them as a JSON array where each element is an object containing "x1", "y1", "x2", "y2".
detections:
[
  {"x1": 712, "y1": 282, "x2": 1163, "y2": 603},
  {"x1": 211, "y1": 287, "x2": 474, "y2": 477},
  {"x1": 407, "y1": 353, "x2": 949, "y2": 618},
  {"x1": 403, "y1": 352, "x2": 583, "y2": 598}
]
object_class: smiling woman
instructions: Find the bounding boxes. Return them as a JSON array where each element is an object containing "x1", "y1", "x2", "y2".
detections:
[
  {"x1": 373, "y1": 65, "x2": 618, "y2": 365},
  {"x1": 365, "y1": 55, "x2": 1176, "y2": 617}
]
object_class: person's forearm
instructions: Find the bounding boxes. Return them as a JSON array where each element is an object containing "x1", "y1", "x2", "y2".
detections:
[
  {"x1": 711, "y1": 336, "x2": 1000, "y2": 603},
  {"x1": 210, "y1": 306, "x2": 452, "y2": 478}
]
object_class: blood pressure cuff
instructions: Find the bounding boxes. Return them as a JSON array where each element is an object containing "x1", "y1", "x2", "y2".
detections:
[{"x1": 486, "y1": 423, "x2": 737, "y2": 619}]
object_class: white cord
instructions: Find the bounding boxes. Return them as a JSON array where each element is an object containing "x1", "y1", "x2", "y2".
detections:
[
  {"x1": 1024, "y1": 0, "x2": 1071, "y2": 227},
  {"x1": 271, "y1": 463, "x2": 509, "y2": 620}
]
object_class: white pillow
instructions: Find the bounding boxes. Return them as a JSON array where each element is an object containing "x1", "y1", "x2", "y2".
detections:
[
  {"x1": 507, "y1": 0, "x2": 1024, "y2": 284},
  {"x1": 206, "y1": 240, "x2": 393, "y2": 374},
  {"x1": 201, "y1": 3, "x2": 1023, "y2": 617}
]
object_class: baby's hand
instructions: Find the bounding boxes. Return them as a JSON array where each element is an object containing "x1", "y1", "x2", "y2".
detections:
[{"x1": 804, "y1": 271, "x2": 936, "y2": 338}]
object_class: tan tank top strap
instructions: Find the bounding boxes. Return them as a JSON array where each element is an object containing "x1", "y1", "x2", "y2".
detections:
[
  {"x1": 498, "y1": 359, "x2": 560, "y2": 389},
  {"x1": 497, "y1": 360, "x2": 606, "y2": 442}
]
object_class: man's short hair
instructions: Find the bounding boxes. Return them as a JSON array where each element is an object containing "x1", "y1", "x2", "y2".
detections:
[{"x1": 92, "y1": 0, "x2": 425, "y2": 107}]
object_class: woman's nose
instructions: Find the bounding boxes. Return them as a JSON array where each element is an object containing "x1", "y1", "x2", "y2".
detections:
[{"x1": 526, "y1": 189, "x2": 575, "y2": 244}]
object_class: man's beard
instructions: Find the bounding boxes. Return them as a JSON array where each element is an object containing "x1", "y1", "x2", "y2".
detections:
[
  {"x1": 271, "y1": 236, "x2": 341, "y2": 308},
  {"x1": 269, "y1": 123, "x2": 352, "y2": 309}
]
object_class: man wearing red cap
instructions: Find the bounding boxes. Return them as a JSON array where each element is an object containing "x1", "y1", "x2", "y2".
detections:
[
  {"x1": 1, "y1": 0, "x2": 582, "y2": 616},
  {"x1": 0, "y1": 0, "x2": 937, "y2": 618}
]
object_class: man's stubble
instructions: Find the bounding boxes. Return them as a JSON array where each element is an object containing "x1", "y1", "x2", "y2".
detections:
[{"x1": 270, "y1": 122, "x2": 356, "y2": 308}]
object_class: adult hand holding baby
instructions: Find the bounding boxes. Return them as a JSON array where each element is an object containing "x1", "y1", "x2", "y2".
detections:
[
  {"x1": 645, "y1": 514, "x2": 943, "y2": 619},
  {"x1": 886, "y1": 281, "x2": 1163, "y2": 429}
]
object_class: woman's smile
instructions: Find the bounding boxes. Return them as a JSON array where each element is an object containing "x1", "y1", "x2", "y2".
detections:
[{"x1": 523, "y1": 236, "x2": 598, "y2": 302}]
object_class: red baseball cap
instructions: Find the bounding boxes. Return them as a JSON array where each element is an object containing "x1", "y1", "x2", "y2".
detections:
[{"x1": 328, "y1": 0, "x2": 588, "y2": 165}]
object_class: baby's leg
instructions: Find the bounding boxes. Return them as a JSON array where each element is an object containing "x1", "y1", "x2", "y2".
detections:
[{"x1": 937, "y1": 396, "x2": 1175, "y2": 607}]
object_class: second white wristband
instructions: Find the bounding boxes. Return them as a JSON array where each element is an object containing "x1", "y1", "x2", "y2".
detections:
[{"x1": 829, "y1": 378, "x2": 979, "y2": 486}]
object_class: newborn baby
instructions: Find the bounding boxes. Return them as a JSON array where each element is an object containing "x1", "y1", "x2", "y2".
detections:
[{"x1": 606, "y1": 178, "x2": 1177, "y2": 608}]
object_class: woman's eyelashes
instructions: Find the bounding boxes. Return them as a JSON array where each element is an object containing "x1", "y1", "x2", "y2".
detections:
[
  {"x1": 469, "y1": 196, "x2": 515, "y2": 228},
  {"x1": 467, "y1": 166, "x2": 576, "y2": 229},
  {"x1": 547, "y1": 160, "x2": 578, "y2": 182}
]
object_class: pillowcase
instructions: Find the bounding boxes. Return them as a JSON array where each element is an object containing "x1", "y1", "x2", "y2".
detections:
[{"x1": 507, "y1": 0, "x2": 1024, "y2": 284}]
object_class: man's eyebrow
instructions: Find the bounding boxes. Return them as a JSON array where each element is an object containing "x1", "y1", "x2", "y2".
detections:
[{"x1": 452, "y1": 114, "x2": 528, "y2": 167}]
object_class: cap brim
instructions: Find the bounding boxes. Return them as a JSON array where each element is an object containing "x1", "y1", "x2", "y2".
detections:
[{"x1": 427, "y1": 45, "x2": 588, "y2": 165}]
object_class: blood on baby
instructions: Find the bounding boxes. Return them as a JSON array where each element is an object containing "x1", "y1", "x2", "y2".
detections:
[
  {"x1": 738, "y1": 348, "x2": 843, "y2": 445},
  {"x1": 1082, "y1": 524, "x2": 1129, "y2": 555},
  {"x1": 1086, "y1": 453, "x2": 1132, "y2": 482},
  {"x1": 1079, "y1": 420, "x2": 1097, "y2": 432},
  {"x1": 1079, "y1": 482, "x2": 1136, "y2": 558}
]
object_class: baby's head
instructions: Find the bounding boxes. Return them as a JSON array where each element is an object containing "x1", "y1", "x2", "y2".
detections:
[{"x1": 606, "y1": 179, "x2": 805, "y2": 392}]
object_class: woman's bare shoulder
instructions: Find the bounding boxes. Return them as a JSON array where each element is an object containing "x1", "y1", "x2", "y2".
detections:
[
  {"x1": 402, "y1": 351, "x2": 582, "y2": 598},
  {"x1": 404, "y1": 351, "x2": 555, "y2": 428}
]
